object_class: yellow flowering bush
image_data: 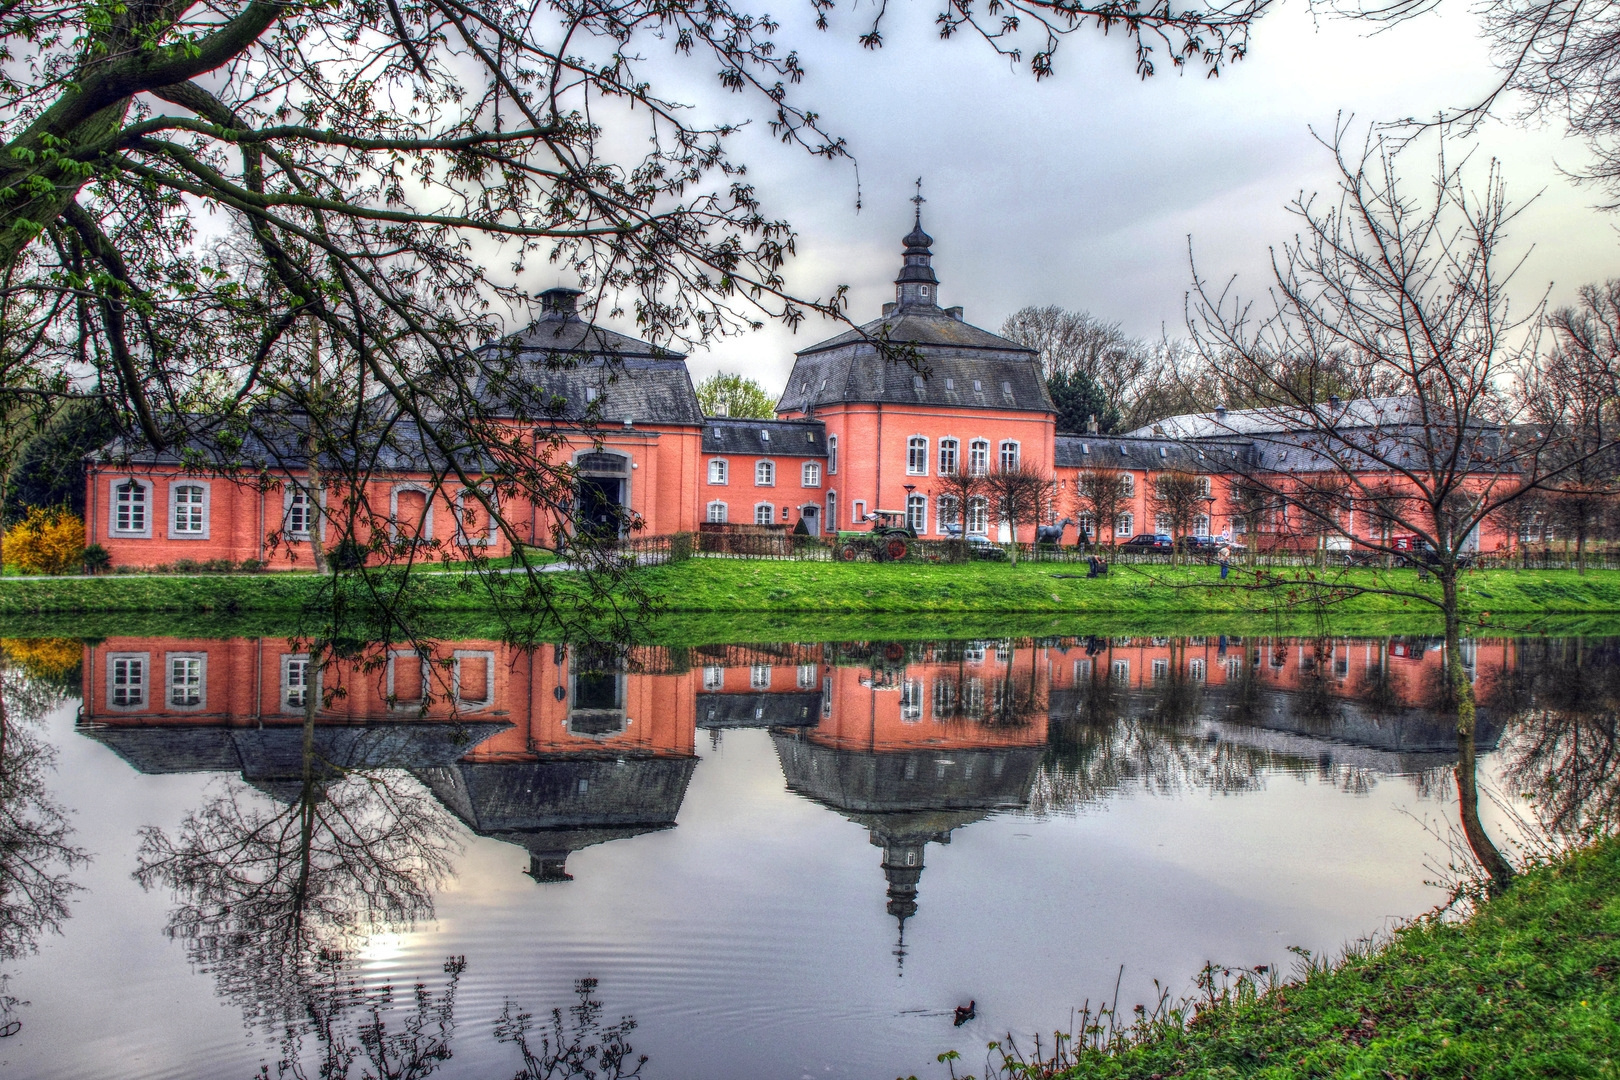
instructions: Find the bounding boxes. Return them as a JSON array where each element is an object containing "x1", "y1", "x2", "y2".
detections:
[
  {"x1": 4, "y1": 508, "x2": 86, "y2": 575},
  {"x1": 1, "y1": 638, "x2": 82, "y2": 684}
]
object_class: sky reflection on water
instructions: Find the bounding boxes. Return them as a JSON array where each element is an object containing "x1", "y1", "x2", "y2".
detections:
[{"x1": 0, "y1": 631, "x2": 1609, "y2": 1080}]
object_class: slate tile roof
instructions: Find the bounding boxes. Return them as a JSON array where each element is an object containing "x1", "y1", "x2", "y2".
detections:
[
  {"x1": 1053, "y1": 434, "x2": 1242, "y2": 472},
  {"x1": 702, "y1": 417, "x2": 827, "y2": 458}
]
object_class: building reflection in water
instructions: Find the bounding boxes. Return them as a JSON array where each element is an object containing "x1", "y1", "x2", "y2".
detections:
[{"x1": 76, "y1": 633, "x2": 1515, "y2": 934}]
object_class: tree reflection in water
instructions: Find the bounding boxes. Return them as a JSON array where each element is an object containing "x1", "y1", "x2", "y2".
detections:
[
  {"x1": 0, "y1": 641, "x2": 88, "y2": 1037},
  {"x1": 495, "y1": 978, "x2": 648, "y2": 1080}
]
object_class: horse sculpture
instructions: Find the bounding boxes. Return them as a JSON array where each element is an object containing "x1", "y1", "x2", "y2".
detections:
[{"x1": 1036, "y1": 518, "x2": 1074, "y2": 546}]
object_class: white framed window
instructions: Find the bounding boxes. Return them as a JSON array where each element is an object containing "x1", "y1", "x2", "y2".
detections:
[
  {"x1": 755, "y1": 460, "x2": 775, "y2": 486},
  {"x1": 968, "y1": 439, "x2": 989, "y2": 476},
  {"x1": 456, "y1": 489, "x2": 497, "y2": 546},
  {"x1": 1194, "y1": 514, "x2": 1210, "y2": 536},
  {"x1": 937, "y1": 496, "x2": 961, "y2": 534},
  {"x1": 802, "y1": 461, "x2": 822, "y2": 487},
  {"x1": 107, "y1": 653, "x2": 149, "y2": 710},
  {"x1": 900, "y1": 679, "x2": 923, "y2": 722},
  {"x1": 1110, "y1": 659, "x2": 1130, "y2": 684},
  {"x1": 1073, "y1": 658, "x2": 1094, "y2": 682},
  {"x1": 453, "y1": 650, "x2": 496, "y2": 709},
  {"x1": 1116, "y1": 512, "x2": 1134, "y2": 537},
  {"x1": 933, "y1": 679, "x2": 956, "y2": 718},
  {"x1": 754, "y1": 503, "x2": 775, "y2": 525},
  {"x1": 1119, "y1": 472, "x2": 1135, "y2": 496},
  {"x1": 389, "y1": 485, "x2": 432, "y2": 541},
  {"x1": 938, "y1": 438, "x2": 959, "y2": 476},
  {"x1": 166, "y1": 653, "x2": 206, "y2": 710},
  {"x1": 281, "y1": 654, "x2": 313, "y2": 713},
  {"x1": 707, "y1": 501, "x2": 728, "y2": 523},
  {"x1": 906, "y1": 493, "x2": 927, "y2": 532},
  {"x1": 963, "y1": 677, "x2": 985, "y2": 714},
  {"x1": 1232, "y1": 516, "x2": 1248, "y2": 535},
  {"x1": 285, "y1": 486, "x2": 317, "y2": 539},
  {"x1": 828, "y1": 436, "x2": 838, "y2": 474},
  {"x1": 169, "y1": 483, "x2": 209, "y2": 539},
  {"x1": 750, "y1": 664, "x2": 772, "y2": 689},
  {"x1": 999, "y1": 440, "x2": 1020, "y2": 471},
  {"x1": 709, "y1": 459, "x2": 729, "y2": 484},
  {"x1": 1197, "y1": 476, "x2": 1212, "y2": 497},
  {"x1": 1156, "y1": 513, "x2": 1173, "y2": 534},
  {"x1": 1188, "y1": 658, "x2": 1206, "y2": 682},
  {"x1": 703, "y1": 665, "x2": 724, "y2": 690},
  {"x1": 1152, "y1": 658, "x2": 1169, "y2": 681},
  {"x1": 907, "y1": 436, "x2": 928, "y2": 475},
  {"x1": 1223, "y1": 656, "x2": 1243, "y2": 680},
  {"x1": 797, "y1": 664, "x2": 818, "y2": 689},
  {"x1": 966, "y1": 496, "x2": 989, "y2": 536},
  {"x1": 111, "y1": 479, "x2": 152, "y2": 537}
]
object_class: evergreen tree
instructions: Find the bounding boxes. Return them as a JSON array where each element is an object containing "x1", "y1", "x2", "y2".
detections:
[
  {"x1": 1046, "y1": 370, "x2": 1120, "y2": 434},
  {"x1": 5, "y1": 403, "x2": 120, "y2": 520}
]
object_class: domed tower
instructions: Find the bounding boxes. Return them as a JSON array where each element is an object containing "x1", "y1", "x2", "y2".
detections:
[{"x1": 894, "y1": 199, "x2": 939, "y2": 311}]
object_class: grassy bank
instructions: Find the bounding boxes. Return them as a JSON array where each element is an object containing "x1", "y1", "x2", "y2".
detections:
[
  {"x1": 8, "y1": 559, "x2": 1620, "y2": 624},
  {"x1": 964, "y1": 837, "x2": 1620, "y2": 1080}
]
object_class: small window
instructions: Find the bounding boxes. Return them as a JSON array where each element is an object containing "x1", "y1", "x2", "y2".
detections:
[
  {"x1": 756, "y1": 460, "x2": 775, "y2": 486},
  {"x1": 1152, "y1": 658, "x2": 1169, "y2": 681},
  {"x1": 1110, "y1": 659, "x2": 1130, "y2": 684},
  {"x1": 453, "y1": 650, "x2": 496, "y2": 709},
  {"x1": 999, "y1": 441, "x2": 1020, "y2": 471},
  {"x1": 170, "y1": 483, "x2": 208, "y2": 538},
  {"x1": 286, "y1": 487, "x2": 316, "y2": 538},
  {"x1": 966, "y1": 496, "x2": 989, "y2": 536},
  {"x1": 945, "y1": 378, "x2": 955, "y2": 390},
  {"x1": 282, "y1": 654, "x2": 312, "y2": 712},
  {"x1": 1194, "y1": 514, "x2": 1210, "y2": 536},
  {"x1": 802, "y1": 461, "x2": 821, "y2": 487},
  {"x1": 828, "y1": 436, "x2": 838, "y2": 474},
  {"x1": 750, "y1": 664, "x2": 772, "y2": 689},
  {"x1": 112, "y1": 479, "x2": 151, "y2": 536},
  {"x1": 1188, "y1": 658, "x2": 1206, "y2": 682},
  {"x1": 906, "y1": 493, "x2": 927, "y2": 532},
  {"x1": 968, "y1": 440, "x2": 989, "y2": 476},
  {"x1": 1116, "y1": 512, "x2": 1134, "y2": 537},
  {"x1": 108, "y1": 653, "x2": 148, "y2": 710},
  {"x1": 760, "y1": 429, "x2": 771, "y2": 443},
  {"x1": 456, "y1": 489, "x2": 497, "y2": 546},
  {"x1": 1001, "y1": 381, "x2": 1013, "y2": 397},
  {"x1": 797, "y1": 664, "x2": 818, "y2": 689},
  {"x1": 1156, "y1": 513, "x2": 1173, "y2": 534},
  {"x1": 852, "y1": 499, "x2": 866, "y2": 524},
  {"x1": 973, "y1": 380, "x2": 982, "y2": 392},
  {"x1": 1120, "y1": 472, "x2": 1135, "y2": 496},
  {"x1": 755, "y1": 503, "x2": 775, "y2": 525},
  {"x1": 706, "y1": 501, "x2": 728, "y2": 523},
  {"x1": 938, "y1": 438, "x2": 959, "y2": 475},
  {"x1": 709, "y1": 459, "x2": 729, "y2": 484},
  {"x1": 167, "y1": 654, "x2": 205, "y2": 709},
  {"x1": 1197, "y1": 476, "x2": 1212, "y2": 497},
  {"x1": 900, "y1": 679, "x2": 923, "y2": 722},
  {"x1": 703, "y1": 666, "x2": 724, "y2": 690},
  {"x1": 907, "y1": 436, "x2": 928, "y2": 475}
]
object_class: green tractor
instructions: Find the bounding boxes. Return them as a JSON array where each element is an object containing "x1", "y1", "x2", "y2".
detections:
[{"x1": 834, "y1": 509, "x2": 916, "y2": 562}]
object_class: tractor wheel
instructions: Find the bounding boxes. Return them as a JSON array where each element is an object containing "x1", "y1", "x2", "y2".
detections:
[
  {"x1": 885, "y1": 538, "x2": 909, "y2": 562},
  {"x1": 838, "y1": 544, "x2": 861, "y2": 562},
  {"x1": 884, "y1": 643, "x2": 905, "y2": 662}
]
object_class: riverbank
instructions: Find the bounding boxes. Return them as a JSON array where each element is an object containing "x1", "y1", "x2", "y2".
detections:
[
  {"x1": 970, "y1": 836, "x2": 1620, "y2": 1080},
  {"x1": 6, "y1": 559, "x2": 1620, "y2": 623}
]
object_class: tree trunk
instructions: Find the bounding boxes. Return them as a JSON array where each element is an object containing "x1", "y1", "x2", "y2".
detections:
[
  {"x1": 1442, "y1": 571, "x2": 1515, "y2": 895},
  {"x1": 304, "y1": 330, "x2": 327, "y2": 574},
  {"x1": 1577, "y1": 523, "x2": 1587, "y2": 576},
  {"x1": 1007, "y1": 516, "x2": 1018, "y2": 566}
]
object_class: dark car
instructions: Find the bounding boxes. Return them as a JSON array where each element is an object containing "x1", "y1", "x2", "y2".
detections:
[
  {"x1": 964, "y1": 535, "x2": 1008, "y2": 561},
  {"x1": 1118, "y1": 533, "x2": 1174, "y2": 553},
  {"x1": 1398, "y1": 542, "x2": 1474, "y2": 570},
  {"x1": 1183, "y1": 536, "x2": 1223, "y2": 555}
]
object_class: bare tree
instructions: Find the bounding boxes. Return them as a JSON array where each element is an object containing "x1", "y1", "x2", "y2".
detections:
[
  {"x1": 1149, "y1": 470, "x2": 1209, "y2": 564},
  {"x1": 1225, "y1": 479, "x2": 1272, "y2": 564},
  {"x1": 1073, "y1": 469, "x2": 1132, "y2": 548},
  {"x1": 931, "y1": 468, "x2": 985, "y2": 558},
  {"x1": 982, "y1": 464, "x2": 1052, "y2": 565},
  {"x1": 1001, "y1": 307, "x2": 1152, "y2": 428},
  {"x1": 1186, "y1": 128, "x2": 1620, "y2": 892}
]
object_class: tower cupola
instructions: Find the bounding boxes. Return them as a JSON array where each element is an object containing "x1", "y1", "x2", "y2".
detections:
[{"x1": 894, "y1": 181, "x2": 939, "y2": 311}]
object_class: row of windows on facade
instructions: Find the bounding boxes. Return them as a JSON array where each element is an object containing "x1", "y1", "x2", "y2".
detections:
[
  {"x1": 103, "y1": 651, "x2": 496, "y2": 711},
  {"x1": 707, "y1": 459, "x2": 822, "y2": 487},
  {"x1": 110, "y1": 480, "x2": 496, "y2": 542}
]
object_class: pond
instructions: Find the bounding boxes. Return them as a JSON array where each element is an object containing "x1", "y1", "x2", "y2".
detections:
[{"x1": 0, "y1": 631, "x2": 1613, "y2": 1079}]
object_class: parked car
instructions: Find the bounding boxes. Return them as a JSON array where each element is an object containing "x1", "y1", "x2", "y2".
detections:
[
  {"x1": 1183, "y1": 536, "x2": 1223, "y2": 555},
  {"x1": 964, "y1": 535, "x2": 1008, "y2": 561},
  {"x1": 1396, "y1": 540, "x2": 1475, "y2": 570},
  {"x1": 1118, "y1": 533, "x2": 1174, "y2": 553}
]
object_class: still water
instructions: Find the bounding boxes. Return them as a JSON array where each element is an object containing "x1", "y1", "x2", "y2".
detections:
[{"x1": 0, "y1": 632, "x2": 1609, "y2": 1079}]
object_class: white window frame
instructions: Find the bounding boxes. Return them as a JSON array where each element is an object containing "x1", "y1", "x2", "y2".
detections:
[
  {"x1": 110, "y1": 478, "x2": 153, "y2": 538},
  {"x1": 1110, "y1": 659, "x2": 1130, "y2": 684},
  {"x1": 452, "y1": 649, "x2": 496, "y2": 710},
  {"x1": 968, "y1": 439, "x2": 989, "y2": 476},
  {"x1": 966, "y1": 496, "x2": 989, "y2": 536},
  {"x1": 900, "y1": 679, "x2": 923, "y2": 722},
  {"x1": 284, "y1": 485, "x2": 326, "y2": 541},
  {"x1": 706, "y1": 501, "x2": 728, "y2": 523},
  {"x1": 1119, "y1": 472, "x2": 1135, "y2": 497},
  {"x1": 937, "y1": 495, "x2": 961, "y2": 534},
  {"x1": 906, "y1": 493, "x2": 927, "y2": 533},
  {"x1": 703, "y1": 665, "x2": 724, "y2": 690},
  {"x1": 828, "y1": 436, "x2": 838, "y2": 474},
  {"x1": 1116, "y1": 512, "x2": 1134, "y2": 537},
  {"x1": 754, "y1": 503, "x2": 775, "y2": 525},
  {"x1": 389, "y1": 484, "x2": 434, "y2": 542},
  {"x1": 106, "y1": 652, "x2": 150, "y2": 711},
  {"x1": 906, "y1": 436, "x2": 928, "y2": 476},
  {"x1": 750, "y1": 664, "x2": 772, "y2": 689},
  {"x1": 1197, "y1": 476, "x2": 1212, "y2": 497},
  {"x1": 708, "y1": 458, "x2": 729, "y2": 485},
  {"x1": 1156, "y1": 513, "x2": 1174, "y2": 534},
  {"x1": 802, "y1": 461, "x2": 822, "y2": 487},
  {"x1": 165, "y1": 652, "x2": 207, "y2": 711},
  {"x1": 755, "y1": 460, "x2": 776, "y2": 486},
  {"x1": 456, "y1": 488, "x2": 498, "y2": 546},
  {"x1": 999, "y1": 440, "x2": 1020, "y2": 471},
  {"x1": 1193, "y1": 514, "x2": 1210, "y2": 537},
  {"x1": 938, "y1": 438, "x2": 959, "y2": 476},
  {"x1": 796, "y1": 664, "x2": 819, "y2": 689},
  {"x1": 1152, "y1": 658, "x2": 1169, "y2": 681},
  {"x1": 168, "y1": 482, "x2": 210, "y2": 540},
  {"x1": 281, "y1": 653, "x2": 314, "y2": 714}
]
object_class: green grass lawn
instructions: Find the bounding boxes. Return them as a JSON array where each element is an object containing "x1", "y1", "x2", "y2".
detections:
[{"x1": 953, "y1": 836, "x2": 1620, "y2": 1080}]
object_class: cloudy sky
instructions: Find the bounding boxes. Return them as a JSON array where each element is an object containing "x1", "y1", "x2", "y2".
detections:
[{"x1": 587, "y1": 0, "x2": 1618, "y2": 395}]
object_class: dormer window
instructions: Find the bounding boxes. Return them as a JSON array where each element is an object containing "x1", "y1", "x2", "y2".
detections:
[
  {"x1": 920, "y1": 286, "x2": 929, "y2": 298},
  {"x1": 760, "y1": 429, "x2": 770, "y2": 442},
  {"x1": 1001, "y1": 381, "x2": 1013, "y2": 396},
  {"x1": 973, "y1": 380, "x2": 982, "y2": 392},
  {"x1": 585, "y1": 387, "x2": 600, "y2": 403},
  {"x1": 945, "y1": 378, "x2": 955, "y2": 390}
]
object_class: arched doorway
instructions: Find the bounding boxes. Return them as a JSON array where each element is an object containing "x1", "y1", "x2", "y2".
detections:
[
  {"x1": 799, "y1": 504, "x2": 821, "y2": 536},
  {"x1": 573, "y1": 451, "x2": 630, "y2": 538}
]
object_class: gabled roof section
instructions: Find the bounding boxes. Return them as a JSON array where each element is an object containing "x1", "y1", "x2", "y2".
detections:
[
  {"x1": 702, "y1": 417, "x2": 827, "y2": 458},
  {"x1": 1054, "y1": 434, "x2": 1240, "y2": 472},
  {"x1": 1125, "y1": 396, "x2": 1436, "y2": 440}
]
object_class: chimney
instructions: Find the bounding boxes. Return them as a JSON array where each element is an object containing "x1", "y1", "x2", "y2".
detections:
[
  {"x1": 882, "y1": 301, "x2": 897, "y2": 317},
  {"x1": 1087, "y1": 413, "x2": 1099, "y2": 434},
  {"x1": 1215, "y1": 406, "x2": 1227, "y2": 420},
  {"x1": 1329, "y1": 394, "x2": 1341, "y2": 406},
  {"x1": 714, "y1": 402, "x2": 728, "y2": 417},
  {"x1": 539, "y1": 287, "x2": 583, "y2": 320},
  {"x1": 945, "y1": 306, "x2": 964, "y2": 321}
]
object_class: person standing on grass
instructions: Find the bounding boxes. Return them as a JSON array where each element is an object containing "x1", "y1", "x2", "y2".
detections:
[{"x1": 1218, "y1": 543, "x2": 1231, "y2": 581}]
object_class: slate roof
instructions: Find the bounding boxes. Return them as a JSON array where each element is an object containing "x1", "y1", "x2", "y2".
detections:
[
  {"x1": 702, "y1": 418, "x2": 827, "y2": 458},
  {"x1": 416, "y1": 757, "x2": 696, "y2": 834},
  {"x1": 771, "y1": 732, "x2": 1043, "y2": 815},
  {"x1": 695, "y1": 692, "x2": 823, "y2": 728},
  {"x1": 1053, "y1": 434, "x2": 1242, "y2": 472},
  {"x1": 777, "y1": 309, "x2": 1054, "y2": 415}
]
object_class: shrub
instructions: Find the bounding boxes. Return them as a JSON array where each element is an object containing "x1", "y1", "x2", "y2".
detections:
[
  {"x1": 202, "y1": 558, "x2": 235, "y2": 573},
  {"x1": 3, "y1": 508, "x2": 86, "y2": 575},
  {"x1": 81, "y1": 543, "x2": 111, "y2": 574},
  {"x1": 172, "y1": 558, "x2": 201, "y2": 573},
  {"x1": 238, "y1": 558, "x2": 265, "y2": 573},
  {"x1": 669, "y1": 532, "x2": 694, "y2": 563},
  {"x1": 0, "y1": 637, "x2": 82, "y2": 689}
]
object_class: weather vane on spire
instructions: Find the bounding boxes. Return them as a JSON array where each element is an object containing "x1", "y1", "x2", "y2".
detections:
[{"x1": 911, "y1": 177, "x2": 925, "y2": 221}]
